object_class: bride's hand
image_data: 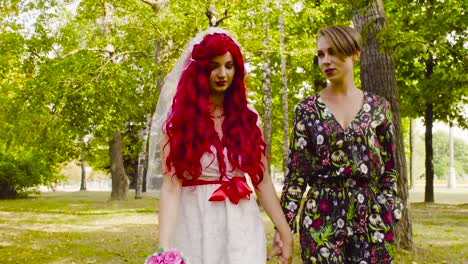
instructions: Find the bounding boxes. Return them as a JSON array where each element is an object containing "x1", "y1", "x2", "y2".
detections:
[
  {"x1": 278, "y1": 230, "x2": 293, "y2": 264},
  {"x1": 267, "y1": 231, "x2": 288, "y2": 262}
]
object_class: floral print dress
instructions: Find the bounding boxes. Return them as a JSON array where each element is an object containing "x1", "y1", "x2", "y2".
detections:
[{"x1": 280, "y1": 92, "x2": 403, "y2": 264}]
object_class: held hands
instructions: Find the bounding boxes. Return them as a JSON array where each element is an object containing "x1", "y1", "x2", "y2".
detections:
[{"x1": 267, "y1": 230, "x2": 293, "y2": 263}]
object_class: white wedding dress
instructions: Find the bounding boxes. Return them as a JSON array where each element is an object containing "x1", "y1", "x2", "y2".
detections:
[{"x1": 171, "y1": 146, "x2": 267, "y2": 264}]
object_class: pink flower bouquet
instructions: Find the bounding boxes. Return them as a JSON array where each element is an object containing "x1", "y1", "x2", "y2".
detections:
[{"x1": 144, "y1": 247, "x2": 187, "y2": 264}]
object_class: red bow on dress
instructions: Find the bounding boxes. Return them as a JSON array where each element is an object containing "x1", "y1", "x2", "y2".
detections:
[{"x1": 208, "y1": 177, "x2": 252, "y2": 204}]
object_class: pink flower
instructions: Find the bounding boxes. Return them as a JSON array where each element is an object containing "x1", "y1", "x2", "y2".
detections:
[
  {"x1": 384, "y1": 231, "x2": 394, "y2": 241},
  {"x1": 383, "y1": 211, "x2": 394, "y2": 225},
  {"x1": 321, "y1": 159, "x2": 330, "y2": 166},
  {"x1": 311, "y1": 218, "x2": 323, "y2": 229},
  {"x1": 356, "y1": 180, "x2": 366, "y2": 188},
  {"x1": 360, "y1": 218, "x2": 367, "y2": 226},
  {"x1": 310, "y1": 241, "x2": 317, "y2": 249},
  {"x1": 373, "y1": 137, "x2": 380, "y2": 147},
  {"x1": 343, "y1": 166, "x2": 352, "y2": 175},
  {"x1": 145, "y1": 249, "x2": 186, "y2": 264},
  {"x1": 385, "y1": 161, "x2": 394, "y2": 171},
  {"x1": 318, "y1": 200, "x2": 331, "y2": 214},
  {"x1": 389, "y1": 143, "x2": 395, "y2": 154}
]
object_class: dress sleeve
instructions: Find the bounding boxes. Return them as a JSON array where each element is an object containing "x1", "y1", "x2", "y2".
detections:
[
  {"x1": 377, "y1": 100, "x2": 403, "y2": 223},
  {"x1": 279, "y1": 104, "x2": 311, "y2": 233}
]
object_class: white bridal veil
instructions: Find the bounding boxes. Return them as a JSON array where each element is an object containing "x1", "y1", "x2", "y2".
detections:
[{"x1": 146, "y1": 27, "x2": 240, "y2": 188}]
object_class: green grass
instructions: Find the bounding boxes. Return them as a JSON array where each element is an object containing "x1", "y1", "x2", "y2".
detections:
[
  {"x1": 395, "y1": 203, "x2": 468, "y2": 264},
  {"x1": 0, "y1": 192, "x2": 158, "y2": 264},
  {"x1": 0, "y1": 189, "x2": 467, "y2": 264}
]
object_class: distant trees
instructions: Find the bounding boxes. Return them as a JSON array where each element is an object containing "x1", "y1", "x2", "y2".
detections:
[
  {"x1": 382, "y1": 0, "x2": 467, "y2": 202},
  {"x1": 1, "y1": 0, "x2": 466, "y2": 206},
  {"x1": 411, "y1": 130, "x2": 468, "y2": 180}
]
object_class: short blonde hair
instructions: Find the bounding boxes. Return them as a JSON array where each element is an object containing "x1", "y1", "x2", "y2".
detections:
[{"x1": 317, "y1": 25, "x2": 362, "y2": 56}]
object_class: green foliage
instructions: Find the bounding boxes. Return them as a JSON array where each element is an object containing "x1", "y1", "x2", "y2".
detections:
[
  {"x1": 85, "y1": 137, "x2": 111, "y2": 173},
  {"x1": 0, "y1": 7, "x2": 73, "y2": 197},
  {"x1": 432, "y1": 130, "x2": 468, "y2": 178},
  {"x1": 401, "y1": 117, "x2": 411, "y2": 159},
  {"x1": 228, "y1": 0, "x2": 355, "y2": 167},
  {"x1": 1, "y1": 0, "x2": 467, "y2": 186},
  {"x1": 410, "y1": 127, "x2": 468, "y2": 179},
  {"x1": 382, "y1": 0, "x2": 468, "y2": 127},
  {"x1": 0, "y1": 142, "x2": 61, "y2": 198}
]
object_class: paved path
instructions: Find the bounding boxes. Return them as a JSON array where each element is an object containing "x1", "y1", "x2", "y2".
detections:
[{"x1": 409, "y1": 184, "x2": 468, "y2": 204}]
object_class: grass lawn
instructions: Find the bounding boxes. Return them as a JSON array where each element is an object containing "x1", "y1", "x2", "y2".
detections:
[{"x1": 0, "y1": 188, "x2": 467, "y2": 264}]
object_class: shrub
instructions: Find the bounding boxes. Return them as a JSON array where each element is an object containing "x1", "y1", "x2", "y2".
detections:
[{"x1": 0, "y1": 142, "x2": 59, "y2": 198}]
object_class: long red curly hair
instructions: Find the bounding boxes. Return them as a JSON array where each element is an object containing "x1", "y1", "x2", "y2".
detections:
[{"x1": 164, "y1": 33, "x2": 266, "y2": 188}]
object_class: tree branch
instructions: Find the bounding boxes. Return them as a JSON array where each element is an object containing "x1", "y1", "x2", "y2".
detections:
[
  {"x1": 139, "y1": 0, "x2": 167, "y2": 12},
  {"x1": 61, "y1": 48, "x2": 110, "y2": 58},
  {"x1": 206, "y1": 7, "x2": 231, "y2": 27},
  {"x1": 214, "y1": 14, "x2": 231, "y2": 27}
]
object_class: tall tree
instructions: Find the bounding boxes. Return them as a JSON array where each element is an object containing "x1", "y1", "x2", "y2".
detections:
[
  {"x1": 24, "y1": 0, "x2": 165, "y2": 199},
  {"x1": 136, "y1": 115, "x2": 151, "y2": 198},
  {"x1": 409, "y1": 119, "x2": 416, "y2": 189},
  {"x1": 110, "y1": 133, "x2": 129, "y2": 199},
  {"x1": 0, "y1": 1, "x2": 76, "y2": 197},
  {"x1": 277, "y1": 0, "x2": 289, "y2": 174},
  {"x1": 101, "y1": 1, "x2": 129, "y2": 200},
  {"x1": 382, "y1": 0, "x2": 467, "y2": 202},
  {"x1": 80, "y1": 141, "x2": 87, "y2": 191},
  {"x1": 352, "y1": 0, "x2": 413, "y2": 250},
  {"x1": 261, "y1": 4, "x2": 273, "y2": 176},
  {"x1": 447, "y1": 125, "x2": 456, "y2": 189}
]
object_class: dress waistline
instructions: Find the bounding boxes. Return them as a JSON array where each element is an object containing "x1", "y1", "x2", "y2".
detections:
[{"x1": 181, "y1": 177, "x2": 252, "y2": 205}]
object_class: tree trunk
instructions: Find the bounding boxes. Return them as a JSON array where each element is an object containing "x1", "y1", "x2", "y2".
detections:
[
  {"x1": 448, "y1": 125, "x2": 456, "y2": 189},
  {"x1": 409, "y1": 119, "x2": 416, "y2": 189},
  {"x1": 143, "y1": 157, "x2": 148, "y2": 192},
  {"x1": 262, "y1": 7, "x2": 272, "y2": 177},
  {"x1": 80, "y1": 147, "x2": 87, "y2": 191},
  {"x1": 278, "y1": 2, "x2": 289, "y2": 175},
  {"x1": 0, "y1": 181, "x2": 17, "y2": 199},
  {"x1": 135, "y1": 114, "x2": 151, "y2": 199},
  {"x1": 102, "y1": 2, "x2": 113, "y2": 36},
  {"x1": 207, "y1": 3, "x2": 217, "y2": 27},
  {"x1": 135, "y1": 153, "x2": 145, "y2": 199},
  {"x1": 424, "y1": 102, "x2": 434, "y2": 202},
  {"x1": 262, "y1": 56, "x2": 272, "y2": 175},
  {"x1": 424, "y1": 55, "x2": 435, "y2": 203},
  {"x1": 101, "y1": 2, "x2": 127, "y2": 200},
  {"x1": 110, "y1": 132, "x2": 129, "y2": 200},
  {"x1": 352, "y1": 0, "x2": 413, "y2": 250}
]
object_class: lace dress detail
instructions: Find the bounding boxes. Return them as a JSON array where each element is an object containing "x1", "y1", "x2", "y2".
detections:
[{"x1": 172, "y1": 146, "x2": 266, "y2": 264}]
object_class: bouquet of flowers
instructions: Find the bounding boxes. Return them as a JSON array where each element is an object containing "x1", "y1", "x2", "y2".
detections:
[{"x1": 144, "y1": 247, "x2": 187, "y2": 264}]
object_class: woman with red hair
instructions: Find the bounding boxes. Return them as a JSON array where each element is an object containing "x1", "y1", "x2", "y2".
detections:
[{"x1": 154, "y1": 28, "x2": 292, "y2": 264}]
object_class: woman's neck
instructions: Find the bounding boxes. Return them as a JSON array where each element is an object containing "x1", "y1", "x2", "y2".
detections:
[
  {"x1": 209, "y1": 93, "x2": 224, "y2": 109},
  {"x1": 327, "y1": 76, "x2": 359, "y2": 96},
  {"x1": 209, "y1": 93, "x2": 224, "y2": 115}
]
